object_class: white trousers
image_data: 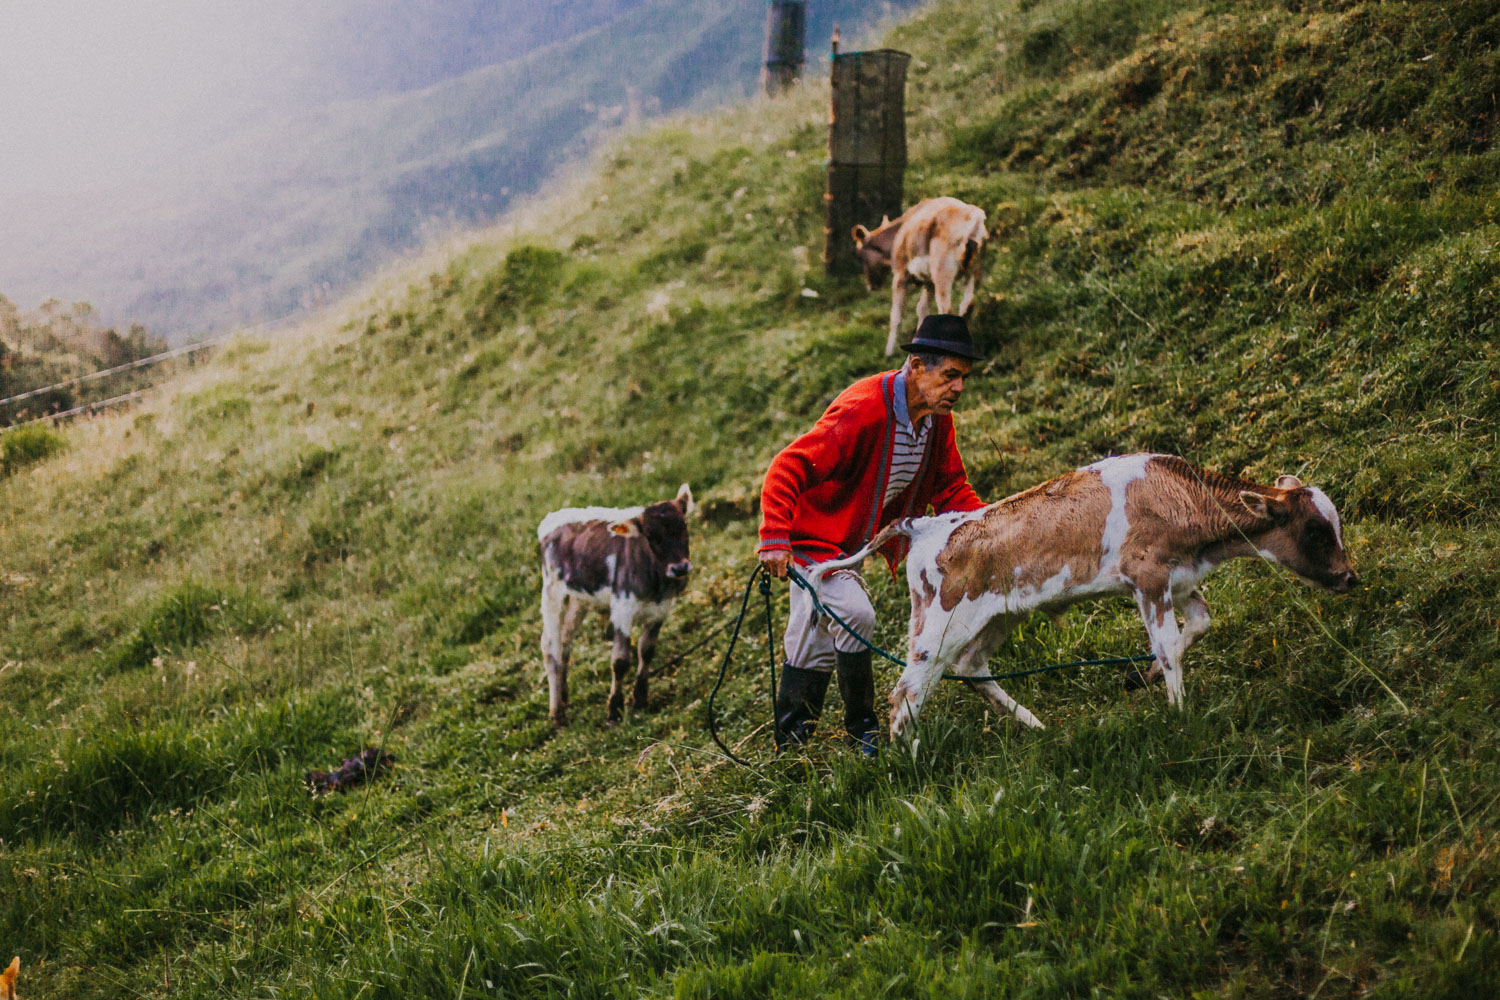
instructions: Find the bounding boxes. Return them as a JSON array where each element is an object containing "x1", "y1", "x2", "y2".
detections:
[{"x1": 784, "y1": 569, "x2": 876, "y2": 674}]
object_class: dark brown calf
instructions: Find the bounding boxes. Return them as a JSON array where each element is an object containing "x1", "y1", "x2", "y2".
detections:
[{"x1": 538, "y1": 484, "x2": 693, "y2": 726}]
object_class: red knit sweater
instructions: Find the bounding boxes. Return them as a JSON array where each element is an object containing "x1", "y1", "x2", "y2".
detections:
[{"x1": 757, "y1": 370, "x2": 984, "y2": 575}]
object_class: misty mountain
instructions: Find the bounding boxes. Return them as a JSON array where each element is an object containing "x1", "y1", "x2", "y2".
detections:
[
  {"x1": 0, "y1": 0, "x2": 914, "y2": 341},
  {"x1": 287, "y1": 0, "x2": 652, "y2": 100}
]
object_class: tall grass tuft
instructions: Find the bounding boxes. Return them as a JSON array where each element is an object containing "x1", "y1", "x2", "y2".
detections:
[{"x1": 0, "y1": 424, "x2": 65, "y2": 476}]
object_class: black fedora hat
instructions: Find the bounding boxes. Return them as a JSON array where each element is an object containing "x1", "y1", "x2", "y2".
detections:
[{"x1": 900, "y1": 313, "x2": 985, "y2": 361}]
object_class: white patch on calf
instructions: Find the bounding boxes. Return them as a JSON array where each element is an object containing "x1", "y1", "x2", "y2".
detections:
[
  {"x1": 1141, "y1": 599, "x2": 1186, "y2": 705},
  {"x1": 1083, "y1": 453, "x2": 1156, "y2": 567},
  {"x1": 1307, "y1": 487, "x2": 1343, "y2": 545},
  {"x1": 901, "y1": 509, "x2": 986, "y2": 584},
  {"x1": 604, "y1": 589, "x2": 677, "y2": 637},
  {"x1": 609, "y1": 593, "x2": 640, "y2": 636},
  {"x1": 905, "y1": 255, "x2": 932, "y2": 280},
  {"x1": 1027, "y1": 565, "x2": 1075, "y2": 607},
  {"x1": 537, "y1": 505, "x2": 645, "y2": 542},
  {"x1": 1168, "y1": 559, "x2": 1213, "y2": 594},
  {"x1": 539, "y1": 564, "x2": 569, "y2": 659},
  {"x1": 892, "y1": 561, "x2": 1077, "y2": 737}
]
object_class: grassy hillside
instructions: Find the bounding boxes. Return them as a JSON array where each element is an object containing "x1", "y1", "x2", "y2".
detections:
[
  {"x1": 3, "y1": 1, "x2": 1498, "y2": 996},
  {"x1": 0, "y1": 0, "x2": 917, "y2": 341}
]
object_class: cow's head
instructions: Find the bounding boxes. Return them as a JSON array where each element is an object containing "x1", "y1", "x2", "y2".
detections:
[
  {"x1": 1239, "y1": 476, "x2": 1358, "y2": 593},
  {"x1": 610, "y1": 483, "x2": 694, "y2": 580},
  {"x1": 851, "y1": 217, "x2": 894, "y2": 290}
]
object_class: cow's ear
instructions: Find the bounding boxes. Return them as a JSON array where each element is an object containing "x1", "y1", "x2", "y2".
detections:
[
  {"x1": 675, "y1": 482, "x2": 695, "y2": 517},
  {"x1": 609, "y1": 519, "x2": 641, "y2": 538},
  {"x1": 851, "y1": 224, "x2": 869, "y2": 247},
  {"x1": 1239, "y1": 491, "x2": 1270, "y2": 521},
  {"x1": 1240, "y1": 491, "x2": 1288, "y2": 524},
  {"x1": 1275, "y1": 474, "x2": 1304, "y2": 491}
]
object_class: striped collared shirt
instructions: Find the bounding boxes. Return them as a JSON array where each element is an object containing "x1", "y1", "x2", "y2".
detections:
[{"x1": 884, "y1": 369, "x2": 929, "y2": 507}]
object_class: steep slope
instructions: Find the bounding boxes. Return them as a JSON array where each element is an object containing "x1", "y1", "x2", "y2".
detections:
[{"x1": 2, "y1": 1, "x2": 1498, "y2": 997}]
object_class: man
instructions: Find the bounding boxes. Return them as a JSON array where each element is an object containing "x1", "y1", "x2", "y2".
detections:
[{"x1": 757, "y1": 313, "x2": 987, "y2": 754}]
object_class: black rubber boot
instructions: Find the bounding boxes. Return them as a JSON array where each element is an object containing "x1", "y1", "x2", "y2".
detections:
[
  {"x1": 835, "y1": 649, "x2": 880, "y2": 756},
  {"x1": 774, "y1": 663, "x2": 830, "y2": 750}
]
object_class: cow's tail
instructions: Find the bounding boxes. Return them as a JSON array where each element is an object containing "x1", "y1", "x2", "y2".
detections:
[
  {"x1": 800, "y1": 519, "x2": 917, "y2": 607},
  {"x1": 961, "y1": 207, "x2": 988, "y2": 273}
]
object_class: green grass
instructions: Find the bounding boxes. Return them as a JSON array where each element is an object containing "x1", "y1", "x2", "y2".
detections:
[
  {"x1": 0, "y1": 424, "x2": 65, "y2": 476},
  {"x1": 2, "y1": 0, "x2": 1499, "y2": 996}
]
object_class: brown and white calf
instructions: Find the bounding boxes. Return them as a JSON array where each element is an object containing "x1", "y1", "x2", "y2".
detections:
[
  {"x1": 852, "y1": 196, "x2": 988, "y2": 356},
  {"x1": 810, "y1": 455, "x2": 1358, "y2": 737},
  {"x1": 538, "y1": 484, "x2": 693, "y2": 726}
]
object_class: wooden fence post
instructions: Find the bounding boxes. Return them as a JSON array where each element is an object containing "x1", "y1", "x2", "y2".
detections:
[
  {"x1": 761, "y1": 2, "x2": 807, "y2": 96},
  {"x1": 823, "y1": 34, "x2": 910, "y2": 276}
]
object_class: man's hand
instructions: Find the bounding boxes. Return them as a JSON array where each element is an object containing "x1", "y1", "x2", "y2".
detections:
[{"x1": 759, "y1": 549, "x2": 792, "y2": 580}]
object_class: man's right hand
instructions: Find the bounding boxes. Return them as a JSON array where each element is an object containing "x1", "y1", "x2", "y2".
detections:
[{"x1": 759, "y1": 549, "x2": 792, "y2": 580}]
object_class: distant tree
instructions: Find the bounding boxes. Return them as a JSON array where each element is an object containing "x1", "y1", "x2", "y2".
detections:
[
  {"x1": 0, "y1": 293, "x2": 167, "y2": 426},
  {"x1": 0, "y1": 294, "x2": 18, "y2": 342}
]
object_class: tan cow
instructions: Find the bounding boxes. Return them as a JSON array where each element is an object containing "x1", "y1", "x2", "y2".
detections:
[
  {"x1": 808, "y1": 454, "x2": 1358, "y2": 737},
  {"x1": 852, "y1": 196, "x2": 988, "y2": 356}
]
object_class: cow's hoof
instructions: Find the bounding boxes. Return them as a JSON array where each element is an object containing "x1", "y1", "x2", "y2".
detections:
[
  {"x1": 1122, "y1": 669, "x2": 1159, "y2": 692},
  {"x1": 551, "y1": 714, "x2": 569, "y2": 729}
]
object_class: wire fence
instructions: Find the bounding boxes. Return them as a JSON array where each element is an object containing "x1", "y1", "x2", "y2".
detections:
[
  {"x1": 1, "y1": 317, "x2": 284, "y2": 428},
  {"x1": 15, "y1": 389, "x2": 152, "y2": 426},
  {"x1": 0, "y1": 337, "x2": 224, "y2": 410}
]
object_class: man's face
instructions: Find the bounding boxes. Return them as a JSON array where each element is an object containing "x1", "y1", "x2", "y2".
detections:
[{"x1": 908, "y1": 355, "x2": 972, "y2": 416}]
